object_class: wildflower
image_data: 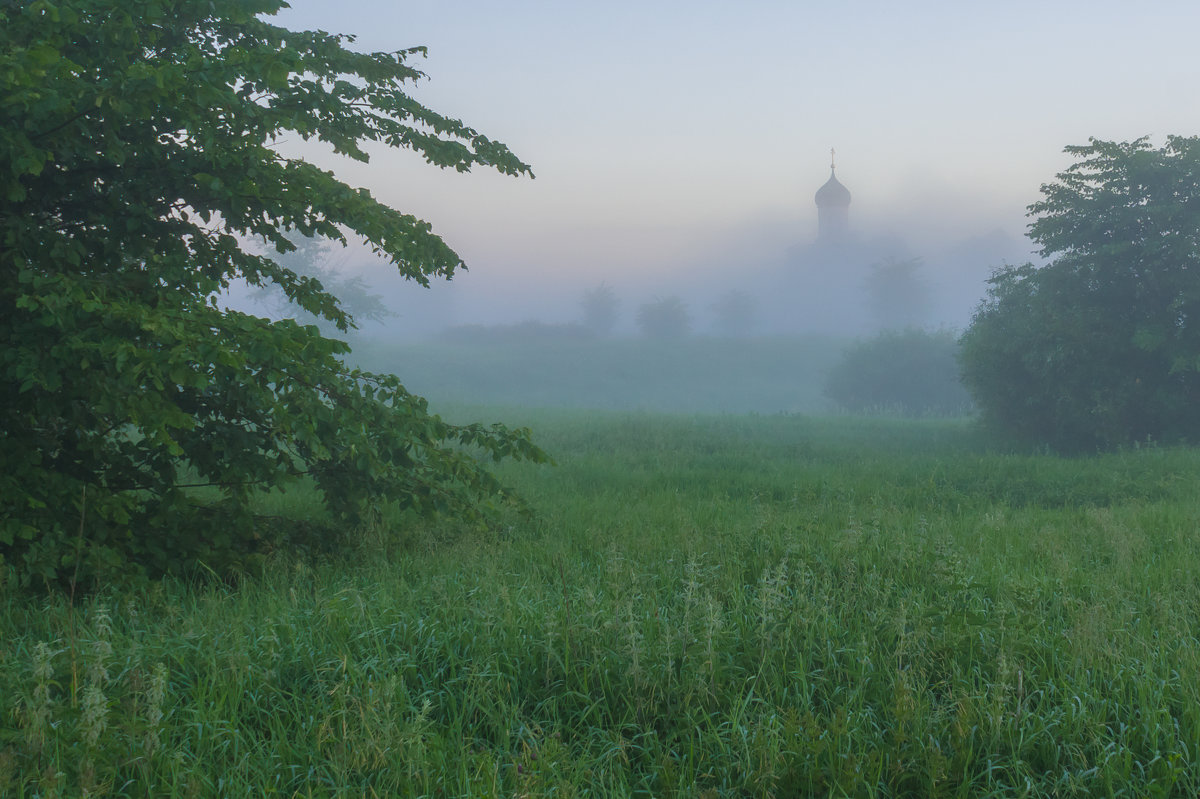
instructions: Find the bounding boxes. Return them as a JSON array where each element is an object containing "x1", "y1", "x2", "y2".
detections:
[{"x1": 81, "y1": 684, "x2": 108, "y2": 748}]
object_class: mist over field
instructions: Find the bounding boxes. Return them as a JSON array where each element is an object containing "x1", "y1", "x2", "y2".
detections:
[
  {"x1": 213, "y1": 0, "x2": 1200, "y2": 420},
  {"x1": 248, "y1": 0, "x2": 1200, "y2": 356},
  {"x1": 222, "y1": 173, "x2": 1029, "y2": 416},
  {"x1": 247, "y1": 176, "x2": 1033, "y2": 337}
]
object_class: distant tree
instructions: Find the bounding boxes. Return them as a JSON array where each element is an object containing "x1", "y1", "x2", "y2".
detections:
[
  {"x1": 580, "y1": 282, "x2": 620, "y2": 336},
  {"x1": 254, "y1": 233, "x2": 393, "y2": 337},
  {"x1": 709, "y1": 289, "x2": 758, "y2": 337},
  {"x1": 824, "y1": 329, "x2": 972, "y2": 416},
  {"x1": 865, "y1": 256, "x2": 931, "y2": 330},
  {"x1": 959, "y1": 136, "x2": 1200, "y2": 451},
  {"x1": 636, "y1": 296, "x2": 692, "y2": 339},
  {"x1": 1, "y1": 0, "x2": 546, "y2": 589}
]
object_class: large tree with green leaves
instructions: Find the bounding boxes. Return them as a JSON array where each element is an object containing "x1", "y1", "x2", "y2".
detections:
[
  {"x1": 959, "y1": 137, "x2": 1200, "y2": 451},
  {"x1": 1, "y1": 0, "x2": 547, "y2": 588}
]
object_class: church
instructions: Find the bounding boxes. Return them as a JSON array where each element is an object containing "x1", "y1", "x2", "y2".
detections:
[
  {"x1": 762, "y1": 150, "x2": 885, "y2": 335},
  {"x1": 763, "y1": 149, "x2": 1025, "y2": 335}
]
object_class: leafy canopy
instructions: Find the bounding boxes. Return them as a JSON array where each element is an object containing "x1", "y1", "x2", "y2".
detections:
[
  {"x1": 959, "y1": 137, "x2": 1200, "y2": 451},
  {"x1": 1, "y1": 0, "x2": 546, "y2": 588}
]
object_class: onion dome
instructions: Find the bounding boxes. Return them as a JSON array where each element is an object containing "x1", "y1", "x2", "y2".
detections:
[{"x1": 815, "y1": 167, "x2": 851, "y2": 208}]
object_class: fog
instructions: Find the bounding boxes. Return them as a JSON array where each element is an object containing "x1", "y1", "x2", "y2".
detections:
[
  {"x1": 222, "y1": 187, "x2": 1033, "y2": 416},
  {"x1": 218, "y1": 0, "x2": 1200, "y2": 412},
  {"x1": 284, "y1": 183, "x2": 1035, "y2": 341}
]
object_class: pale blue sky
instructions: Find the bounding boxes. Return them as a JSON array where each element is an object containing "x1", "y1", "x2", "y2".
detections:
[{"x1": 272, "y1": 0, "x2": 1200, "y2": 313}]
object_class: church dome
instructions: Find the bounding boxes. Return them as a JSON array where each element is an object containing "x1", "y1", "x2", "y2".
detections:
[{"x1": 815, "y1": 168, "x2": 851, "y2": 207}]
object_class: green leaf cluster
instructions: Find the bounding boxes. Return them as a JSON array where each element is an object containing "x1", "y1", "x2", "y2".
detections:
[
  {"x1": 1, "y1": 0, "x2": 545, "y2": 589},
  {"x1": 959, "y1": 137, "x2": 1200, "y2": 451}
]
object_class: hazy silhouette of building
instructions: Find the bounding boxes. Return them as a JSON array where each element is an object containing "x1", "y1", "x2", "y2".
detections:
[
  {"x1": 814, "y1": 149, "x2": 851, "y2": 244},
  {"x1": 711, "y1": 150, "x2": 1028, "y2": 337}
]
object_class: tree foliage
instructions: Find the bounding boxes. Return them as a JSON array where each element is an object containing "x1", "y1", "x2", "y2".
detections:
[
  {"x1": 709, "y1": 288, "x2": 757, "y2": 337},
  {"x1": 959, "y1": 137, "x2": 1200, "y2": 451},
  {"x1": 865, "y1": 256, "x2": 931, "y2": 331},
  {"x1": 1, "y1": 0, "x2": 547, "y2": 588},
  {"x1": 252, "y1": 233, "x2": 393, "y2": 338},
  {"x1": 636, "y1": 296, "x2": 691, "y2": 340},
  {"x1": 580, "y1": 282, "x2": 619, "y2": 336},
  {"x1": 824, "y1": 329, "x2": 972, "y2": 417}
]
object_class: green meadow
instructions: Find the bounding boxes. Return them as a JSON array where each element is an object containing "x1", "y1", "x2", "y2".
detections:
[
  {"x1": 348, "y1": 335, "x2": 848, "y2": 414},
  {"x1": 4, "y1": 410, "x2": 1200, "y2": 796}
]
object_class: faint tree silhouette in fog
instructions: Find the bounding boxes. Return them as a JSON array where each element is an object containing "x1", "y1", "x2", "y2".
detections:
[
  {"x1": 824, "y1": 329, "x2": 972, "y2": 416},
  {"x1": 580, "y1": 282, "x2": 619, "y2": 336},
  {"x1": 865, "y1": 256, "x2": 931, "y2": 330},
  {"x1": 254, "y1": 233, "x2": 393, "y2": 338},
  {"x1": 709, "y1": 289, "x2": 758, "y2": 337},
  {"x1": 636, "y1": 296, "x2": 691, "y2": 339}
]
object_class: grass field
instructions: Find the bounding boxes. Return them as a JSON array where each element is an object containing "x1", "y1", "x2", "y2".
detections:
[
  {"x1": 347, "y1": 335, "x2": 849, "y2": 414},
  {"x1": 4, "y1": 410, "x2": 1200, "y2": 796}
]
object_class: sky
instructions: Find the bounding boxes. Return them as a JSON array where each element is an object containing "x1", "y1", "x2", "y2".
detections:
[{"x1": 266, "y1": 0, "x2": 1200, "y2": 330}]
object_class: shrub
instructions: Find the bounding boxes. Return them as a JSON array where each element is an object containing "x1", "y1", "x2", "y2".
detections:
[
  {"x1": 636, "y1": 296, "x2": 691, "y2": 339},
  {"x1": 824, "y1": 329, "x2": 973, "y2": 417}
]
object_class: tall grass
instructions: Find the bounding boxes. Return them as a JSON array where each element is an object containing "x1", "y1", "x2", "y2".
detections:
[{"x1": 3, "y1": 413, "x2": 1199, "y2": 796}]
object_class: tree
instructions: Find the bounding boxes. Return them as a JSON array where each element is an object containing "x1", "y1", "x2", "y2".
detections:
[
  {"x1": 580, "y1": 282, "x2": 619, "y2": 336},
  {"x1": 959, "y1": 137, "x2": 1200, "y2": 451},
  {"x1": 636, "y1": 295, "x2": 691, "y2": 339},
  {"x1": 709, "y1": 289, "x2": 757, "y2": 337},
  {"x1": 823, "y1": 328, "x2": 972, "y2": 417},
  {"x1": 864, "y1": 256, "x2": 931, "y2": 331},
  {"x1": 1, "y1": 0, "x2": 547, "y2": 588},
  {"x1": 253, "y1": 232, "x2": 394, "y2": 338}
]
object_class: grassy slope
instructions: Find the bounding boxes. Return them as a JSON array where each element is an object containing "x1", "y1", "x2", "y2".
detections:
[{"x1": 3, "y1": 412, "x2": 1200, "y2": 796}]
